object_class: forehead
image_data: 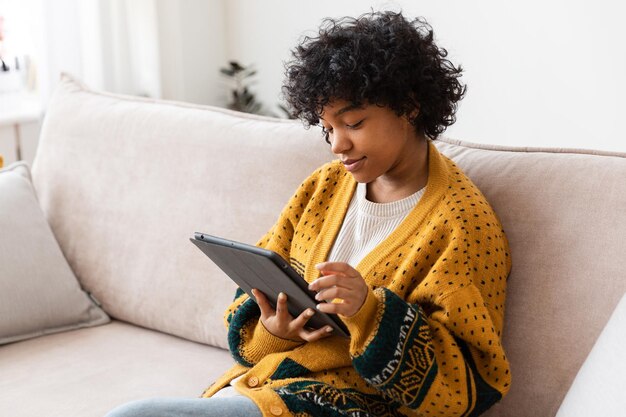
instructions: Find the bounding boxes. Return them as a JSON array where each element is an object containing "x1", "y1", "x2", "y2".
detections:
[{"x1": 319, "y1": 99, "x2": 365, "y2": 119}]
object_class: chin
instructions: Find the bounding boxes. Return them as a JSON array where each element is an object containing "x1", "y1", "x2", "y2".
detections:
[{"x1": 350, "y1": 173, "x2": 373, "y2": 184}]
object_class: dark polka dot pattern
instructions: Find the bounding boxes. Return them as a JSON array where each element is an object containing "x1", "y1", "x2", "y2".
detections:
[{"x1": 210, "y1": 142, "x2": 511, "y2": 417}]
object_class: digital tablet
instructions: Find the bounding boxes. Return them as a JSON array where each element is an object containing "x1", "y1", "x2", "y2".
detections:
[{"x1": 190, "y1": 232, "x2": 349, "y2": 338}]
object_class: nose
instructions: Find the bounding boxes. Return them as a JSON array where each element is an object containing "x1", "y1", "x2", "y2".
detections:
[{"x1": 330, "y1": 129, "x2": 352, "y2": 155}]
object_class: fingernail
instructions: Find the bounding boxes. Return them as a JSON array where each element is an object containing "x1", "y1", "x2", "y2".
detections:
[
  {"x1": 316, "y1": 304, "x2": 322, "y2": 310},
  {"x1": 315, "y1": 263, "x2": 324, "y2": 269},
  {"x1": 326, "y1": 327, "x2": 333, "y2": 333},
  {"x1": 314, "y1": 293, "x2": 320, "y2": 300},
  {"x1": 306, "y1": 309, "x2": 314, "y2": 317}
]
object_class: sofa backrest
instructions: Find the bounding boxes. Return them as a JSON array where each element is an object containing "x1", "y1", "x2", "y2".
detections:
[
  {"x1": 32, "y1": 75, "x2": 332, "y2": 349},
  {"x1": 434, "y1": 139, "x2": 626, "y2": 417},
  {"x1": 32, "y1": 75, "x2": 626, "y2": 417}
]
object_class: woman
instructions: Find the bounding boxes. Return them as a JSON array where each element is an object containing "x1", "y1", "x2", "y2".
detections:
[{"x1": 107, "y1": 10, "x2": 511, "y2": 417}]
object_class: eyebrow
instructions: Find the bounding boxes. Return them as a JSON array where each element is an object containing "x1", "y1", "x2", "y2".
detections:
[{"x1": 320, "y1": 103, "x2": 363, "y2": 120}]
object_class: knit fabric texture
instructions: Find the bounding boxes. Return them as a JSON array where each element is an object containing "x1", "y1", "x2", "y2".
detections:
[
  {"x1": 328, "y1": 182, "x2": 425, "y2": 266},
  {"x1": 202, "y1": 141, "x2": 512, "y2": 417}
]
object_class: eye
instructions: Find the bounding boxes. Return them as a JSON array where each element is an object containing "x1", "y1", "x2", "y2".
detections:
[{"x1": 347, "y1": 120, "x2": 364, "y2": 129}]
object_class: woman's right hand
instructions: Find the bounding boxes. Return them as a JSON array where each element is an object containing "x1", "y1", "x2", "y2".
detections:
[{"x1": 252, "y1": 289, "x2": 334, "y2": 343}]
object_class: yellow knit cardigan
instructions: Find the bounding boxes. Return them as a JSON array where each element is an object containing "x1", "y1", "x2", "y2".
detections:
[{"x1": 203, "y1": 141, "x2": 512, "y2": 417}]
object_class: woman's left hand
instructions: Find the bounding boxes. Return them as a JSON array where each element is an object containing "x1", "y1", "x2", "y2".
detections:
[{"x1": 310, "y1": 262, "x2": 369, "y2": 318}]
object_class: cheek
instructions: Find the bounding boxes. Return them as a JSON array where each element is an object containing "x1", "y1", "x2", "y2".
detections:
[
  {"x1": 367, "y1": 138, "x2": 407, "y2": 170},
  {"x1": 366, "y1": 130, "x2": 396, "y2": 155}
]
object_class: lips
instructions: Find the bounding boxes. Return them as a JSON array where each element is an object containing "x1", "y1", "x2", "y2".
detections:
[{"x1": 341, "y1": 157, "x2": 366, "y2": 172}]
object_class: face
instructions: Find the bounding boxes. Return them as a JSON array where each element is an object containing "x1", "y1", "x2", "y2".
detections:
[{"x1": 319, "y1": 99, "x2": 424, "y2": 186}]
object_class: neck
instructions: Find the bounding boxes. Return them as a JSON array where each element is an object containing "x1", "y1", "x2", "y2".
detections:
[{"x1": 366, "y1": 137, "x2": 429, "y2": 203}]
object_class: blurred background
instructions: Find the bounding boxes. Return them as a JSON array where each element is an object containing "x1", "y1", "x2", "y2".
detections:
[{"x1": 0, "y1": 0, "x2": 625, "y2": 167}]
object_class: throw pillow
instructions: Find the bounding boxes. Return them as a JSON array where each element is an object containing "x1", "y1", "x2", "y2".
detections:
[{"x1": 0, "y1": 161, "x2": 109, "y2": 345}]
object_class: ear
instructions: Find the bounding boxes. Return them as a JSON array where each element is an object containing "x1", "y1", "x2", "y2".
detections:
[{"x1": 404, "y1": 107, "x2": 419, "y2": 127}]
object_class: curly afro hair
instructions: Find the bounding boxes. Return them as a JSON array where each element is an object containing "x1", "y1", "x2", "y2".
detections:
[{"x1": 282, "y1": 11, "x2": 466, "y2": 141}]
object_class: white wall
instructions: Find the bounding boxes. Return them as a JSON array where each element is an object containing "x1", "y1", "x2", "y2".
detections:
[
  {"x1": 0, "y1": 0, "x2": 46, "y2": 166},
  {"x1": 38, "y1": 0, "x2": 226, "y2": 104},
  {"x1": 1, "y1": 0, "x2": 625, "y2": 166},
  {"x1": 224, "y1": 0, "x2": 626, "y2": 152},
  {"x1": 156, "y1": 0, "x2": 226, "y2": 105},
  {"x1": 0, "y1": 0, "x2": 227, "y2": 166}
]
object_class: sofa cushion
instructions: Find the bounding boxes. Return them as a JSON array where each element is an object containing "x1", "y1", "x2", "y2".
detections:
[
  {"x1": 434, "y1": 139, "x2": 626, "y2": 417},
  {"x1": 555, "y1": 291, "x2": 626, "y2": 417},
  {"x1": 0, "y1": 161, "x2": 109, "y2": 345},
  {"x1": 0, "y1": 320, "x2": 234, "y2": 417},
  {"x1": 31, "y1": 75, "x2": 332, "y2": 349}
]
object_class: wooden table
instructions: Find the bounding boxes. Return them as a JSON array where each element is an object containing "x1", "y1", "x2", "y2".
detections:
[{"x1": 0, "y1": 92, "x2": 42, "y2": 161}]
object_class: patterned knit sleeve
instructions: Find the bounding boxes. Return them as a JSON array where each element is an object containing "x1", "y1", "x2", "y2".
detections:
[
  {"x1": 223, "y1": 172, "x2": 320, "y2": 367},
  {"x1": 223, "y1": 289, "x2": 303, "y2": 367},
  {"x1": 340, "y1": 229, "x2": 512, "y2": 416}
]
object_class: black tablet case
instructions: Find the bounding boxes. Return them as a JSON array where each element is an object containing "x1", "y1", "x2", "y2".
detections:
[{"x1": 190, "y1": 233, "x2": 349, "y2": 338}]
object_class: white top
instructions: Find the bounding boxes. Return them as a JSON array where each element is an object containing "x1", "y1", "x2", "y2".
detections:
[{"x1": 327, "y1": 182, "x2": 425, "y2": 266}]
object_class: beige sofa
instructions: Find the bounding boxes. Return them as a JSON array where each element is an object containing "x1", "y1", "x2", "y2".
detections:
[{"x1": 1, "y1": 74, "x2": 625, "y2": 417}]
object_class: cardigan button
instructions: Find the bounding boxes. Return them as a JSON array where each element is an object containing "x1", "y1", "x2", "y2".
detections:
[
  {"x1": 270, "y1": 405, "x2": 283, "y2": 415},
  {"x1": 247, "y1": 376, "x2": 259, "y2": 387}
]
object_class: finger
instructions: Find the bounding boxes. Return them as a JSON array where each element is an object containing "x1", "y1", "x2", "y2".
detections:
[
  {"x1": 298, "y1": 325, "x2": 334, "y2": 343},
  {"x1": 289, "y1": 308, "x2": 315, "y2": 331},
  {"x1": 315, "y1": 262, "x2": 359, "y2": 276},
  {"x1": 316, "y1": 301, "x2": 352, "y2": 316},
  {"x1": 275, "y1": 292, "x2": 290, "y2": 321},
  {"x1": 309, "y1": 274, "x2": 337, "y2": 291},
  {"x1": 309, "y1": 274, "x2": 357, "y2": 292},
  {"x1": 314, "y1": 286, "x2": 352, "y2": 302},
  {"x1": 252, "y1": 289, "x2": 274, "y2": 319}
]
